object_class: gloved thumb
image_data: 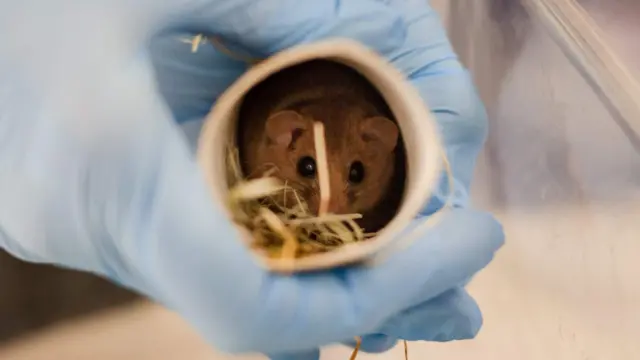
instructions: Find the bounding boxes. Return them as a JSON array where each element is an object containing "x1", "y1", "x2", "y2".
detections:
[{"x1": 148, "y1": 0, "x2": 406, "y2": 58}]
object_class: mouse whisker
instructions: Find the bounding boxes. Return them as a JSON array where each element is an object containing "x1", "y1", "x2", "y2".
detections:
[{"x1": 286, "y1": 180, "x2": 311, "y2": 193}]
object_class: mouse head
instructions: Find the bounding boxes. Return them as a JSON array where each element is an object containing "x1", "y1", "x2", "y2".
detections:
[{"x1": 261, "y1": 108, "x2": 399, "y2": 216}]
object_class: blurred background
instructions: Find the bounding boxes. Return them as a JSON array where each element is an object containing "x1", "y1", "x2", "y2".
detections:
[
  {"x1": 1, "y1": 0, "x2": 638, "y2": 359},
  {"x1": 0, "y1": 251, "x2": 138, "y2": 343}
]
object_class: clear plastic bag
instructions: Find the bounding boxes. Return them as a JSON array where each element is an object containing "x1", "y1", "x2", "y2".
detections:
[{"x1": 429, "y1": 0, "x2": 640, "y2": 359}]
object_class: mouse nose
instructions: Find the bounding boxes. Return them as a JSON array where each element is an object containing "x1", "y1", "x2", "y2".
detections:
[
  {"x1": 323, "y1": 164, "x2": 349, "y2": 214},
  {"x1": 327, "y1": 194, "x2": 349, "y2": 214}
]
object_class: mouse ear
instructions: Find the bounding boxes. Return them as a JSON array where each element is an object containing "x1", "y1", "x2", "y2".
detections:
[
  {"x1": 265, "y1": 110, "x2": 310, "y2": 147},
  {"x1": 360, "y1": 116, "x2": 399, "y2": 151}
]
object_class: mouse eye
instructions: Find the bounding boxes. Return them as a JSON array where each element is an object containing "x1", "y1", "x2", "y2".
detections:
[
  {"x1": 297, "y1": 156, "x2": 317, "y2": 178},
  {"x1": 348, "y1": 161, "x2": 365, "y2": 184}
]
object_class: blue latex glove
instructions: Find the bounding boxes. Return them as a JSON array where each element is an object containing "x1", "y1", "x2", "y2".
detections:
[{"x1": 0, "y1": 0, "x2": 503, "y2": 359}]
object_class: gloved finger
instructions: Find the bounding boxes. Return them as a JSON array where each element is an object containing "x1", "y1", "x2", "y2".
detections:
[
  {"x1": 266, "y1": 348, "x2": 320, "y2": 360},
  {"x1": 147, "y1": 0, "x2": 406, "y2": 58},
  {"x1": 386, "y1": 0, "x2": 483, "y2": 143},
  {"x1": 148, "y1": 32, "x2": 249, "y2": 123},
  {"x1": 381, "y1": 1, "x2": 488, "y2": 208},
  {"x1": 147, "y1": 0, "x2": 407, "y2": 121},
  {"x1": 378, "y1": 287, "x2": 482, "y2": 342},
  {"x1": 339, "y1": 286, "x2": 482, "y2": 353},
  {"x1": 208, "y1": 209, "x2": 502, "y2": 353},
  {"x1": 342, "y1": 334, "x2": 398, "y2": 354},
  {"x1": 179, "y1": 117, "x2": 206, "y2": 154},
  {"x1": 342, "y1": 210, "x2": 503, "y2": 322},
  {"x1": 4, "y1": 1, "x2": 404, "y2": 88}
]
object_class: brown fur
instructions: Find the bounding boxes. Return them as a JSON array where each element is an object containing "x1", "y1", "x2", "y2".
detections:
[{"x1": 237, "y1": 60, "x2": 406, "y2": 232}]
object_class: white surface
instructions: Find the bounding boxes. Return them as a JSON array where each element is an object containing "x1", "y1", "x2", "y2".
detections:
[{"x1": 2, "y1": 1, "x2": 639, "y2": 359}]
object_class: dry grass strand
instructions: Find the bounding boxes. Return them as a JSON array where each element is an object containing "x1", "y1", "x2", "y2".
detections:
[
  {"x1": 313, "y1": 122, "x2": 331, "y2": 216},
  {"x1": 225, "y1": 144, "x2": 367, "y2": 260}
]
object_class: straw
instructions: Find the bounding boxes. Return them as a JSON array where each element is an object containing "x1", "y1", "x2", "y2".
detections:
[
  {"x1": 313, "y1": 122, "x2": 331, "y2": 216},
  {"x1": 349, "y1": 337, "x2": 362, "y2": 360},
  {"x1": 225, "y1": 138, "x2": 369, "y2": 259}
]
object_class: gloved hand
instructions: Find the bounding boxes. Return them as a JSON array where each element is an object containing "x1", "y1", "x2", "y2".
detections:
[{"x1": 0, "y1": 1, "x2": 503, "y2": 359}]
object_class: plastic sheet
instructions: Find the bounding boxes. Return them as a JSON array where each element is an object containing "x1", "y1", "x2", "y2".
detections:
[{"x1": 445, "y1": 0, "x2": 640, "y2": 359}]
